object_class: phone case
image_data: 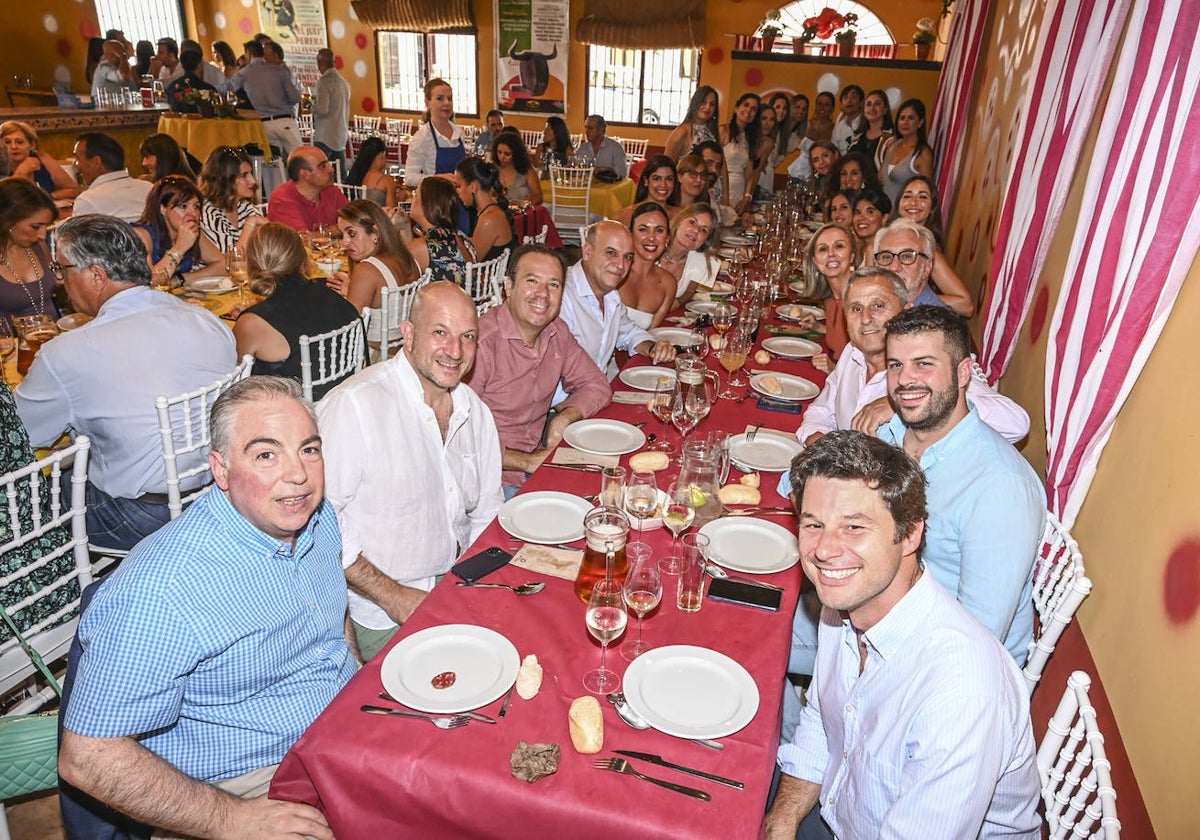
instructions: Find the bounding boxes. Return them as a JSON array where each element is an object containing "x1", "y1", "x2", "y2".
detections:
[
  {"x1": 451, "y1": 547, "x2": 514, "y2": 582},
  {"x1": 707, "y1": 577, "x2": 784, "y2": 611}
]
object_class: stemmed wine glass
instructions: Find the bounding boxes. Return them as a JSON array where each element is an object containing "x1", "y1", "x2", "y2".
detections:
[
  {"x1": 622, "y1": 545, "x2": 662, "y2": 661},
  {"x1": 227, "y1": 245, "x2": 249, "y2": 304},
  {"x1": 718, "y1": 329, "x2": 751, "y2": 398},
  {"x1": 625, "y1": 471, "x2": 659, "y2": 542},
  {"x1": 671, "y1": 387, "x2": 701, "y2": 445},
  {"x1": 646, "y1": 375, "x2": 676, "y2": 453},
  {"x1": 660, "y1": 481, "x2": 697, "y2": 575},
  {"x1": 711, "y1": 302, "x2": 734, "y2": 339},
  {"x1": 583, "y1": 577, "x2": 627, "y2": 694}
]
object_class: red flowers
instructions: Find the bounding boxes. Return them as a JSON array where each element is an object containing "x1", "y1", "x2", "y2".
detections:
[{"x1": 803, "y1": 7, "x2": 859, "y2": 40}]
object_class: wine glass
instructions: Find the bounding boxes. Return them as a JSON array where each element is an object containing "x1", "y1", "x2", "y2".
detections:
[
  {"x1": 625, "y1": 471, "x2": 659, "y2": 542},
  {"x1": 681, "y1": 329, "x2": 708, "y2": 359},
  {"x1": 717, "y1": 329, "x2": 750, "y2": 398},
  {"x1": 671, "y1": 388, "x2": 700, "y2": 444},
  {"x1": 711, "y1": 302, "x2": 733, "y2": 337},
  {"x1": 227, "y1": 245, "x2": 249, "y2": 304},
  {"x1": 622, "y1": 545, "x2": 662, "y2": 661},
  {"x1": 646, "y1": 375, "x2": 676, "y2": 453},
  {"x1": 660, "y1": 481, "x2": 697, "y2": 575},
  {"x1": 583, "y1": 577, "x2": 627, "y2": 694}
]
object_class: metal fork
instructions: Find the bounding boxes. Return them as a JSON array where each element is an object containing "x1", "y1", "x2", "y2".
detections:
[
  {"x1": 592, "y1": 757, "x2": 712, "y2": 800},
  {"x1": 746, "y1": 423, "x2": 763, "y2": 443},
  {"x1": 360, "y1": 705, "x2": 470, "y2": 729}
]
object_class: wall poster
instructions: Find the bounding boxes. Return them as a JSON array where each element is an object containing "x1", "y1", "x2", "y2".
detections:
[
  {"x1": 257, "y1": 0, "x2": 328, "y2": 93},
  {"x1": 494, "y1": 0, "x2": 569, "y2": 115}
]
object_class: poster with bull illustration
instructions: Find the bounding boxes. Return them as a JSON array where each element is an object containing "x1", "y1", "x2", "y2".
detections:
[{"x1": 495, "y1": 0, "x2": 569, "y2": 114}]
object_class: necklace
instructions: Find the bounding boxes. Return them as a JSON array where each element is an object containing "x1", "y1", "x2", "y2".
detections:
[
  {"x1": 657, "y1": 249, "x2": 687, "y2": 267},
  {"x1": 0, "y1": 245, "x2": 46, "y2": 317}
]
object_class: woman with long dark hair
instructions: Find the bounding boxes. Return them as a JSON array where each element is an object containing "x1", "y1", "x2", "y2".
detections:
[
  {"x1": 133, "y1": 176, "x2": 225, "y2": 283},
  {"x1": 0, "y1": 177, "x2": 59, "y2": 330},
  {"x1": 211, "y1": 41, "x2": 238, "y2": 73},
  {"x1": 877, "y1": 98, "x2": 934, "y2": 204},
  {"x1": 850, "y1": 89, "x2": 894, "y2": 160},
  {"x1": 455, "y1": 158, "x2": 516, "y2": 262},
  {"x1": 198, "y1": 146, "x2": 265, "y2": 252},
  {"x1": 619, "y1": 202, "x2": 675, "y2": 329},
  {"x1": 720, "y1": 93, "x2": 762, "y2": 217},
  {"x1": 395, "y1": 178, "x2": 475, "y2": 283},
  {"x1": 664, "y1": 85, "x2": 720, "y2": 160},
  {"x1": 492, "y1": 131, "x2": 542, "y2": 205},
  {"x1": 139, "y1": 134, "x2": 195, "y2": 183},
  {"x1": 330, "y1": 199, "x2": 420, "y2": 327},
  {"x1": 533, "y1": 116, "x2": 574, "y2": 174},
  {"x1": 615, "y1": 155, "x2": 678, "y2": 227},
  {"x1": 344, "y1": 136, "x2": 404, "y2": 208}
]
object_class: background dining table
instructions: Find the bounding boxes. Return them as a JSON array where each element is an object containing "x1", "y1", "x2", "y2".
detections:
[
  {"x1": 269, "y1": 298, "x2": 828, "y2": 839},
  {"x1": 541, "y1": 175, "x2": 636, "y2": 220},
  {"x1": 156, "y1": 113, "x2": 274, "y2": 163}
]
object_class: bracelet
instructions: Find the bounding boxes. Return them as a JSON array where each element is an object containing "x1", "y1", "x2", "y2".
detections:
[{"x1": 165, "y1": 250, "x2": 181, "y2": 267}]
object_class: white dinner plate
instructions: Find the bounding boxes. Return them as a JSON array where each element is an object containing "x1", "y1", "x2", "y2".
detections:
[
  {"x1": 698, "y1": 517, "x2": 800, "y2": 574},
  {"x1": 720, "y1": 233, "x2": 756, "y2": 246},
  {"x1": 562, "y1": 419, "x2": 646, "y2": 456},
  {"x1": 710, "y1": 280, "x2": 734, "y2": 294},
  {"x1": 761, "y1": 336, "x2": 822, "y2": 359},
  {"x1": 727, "y1": 432, "x2": 804, "y2": 473},
  {"x1": 623, "y1": 645, "x2": 759, "y2": 739},
  {"x1": 685, "y1": 300, "x2": 728, "y2": 317},
  {"x1": 184, "y1": 276, "x2": 236, "y2": 295},
  {"x1": 776, "y1": 303, "x2": 825, "y2": 323},
  {"x1": 648, "y1": 327, "x2": 697, "y2": 346},
  {"x1": 618, "y1": 366, "x2": 676, "y2": 392},
  {"x1": 750, "y1": 372, "x2": 820, "y2": 402},
  {"x1": 56, "y1": 313, "x2": 92, "y2": 331},
  {"x1": 498, "y1": 491, "x2": 593, "y2": 544},
  {"x1": 379, "y1": 624, "x2": 519, "y2": 713}
]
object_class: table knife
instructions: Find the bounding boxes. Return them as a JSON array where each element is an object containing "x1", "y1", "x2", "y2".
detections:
[
  {"x1": 543, "y1": 462, "x2": 603, "y2": 473},
  {"x1": 376, "y1": 692, "x2": 497, "y2": 724},
  {"x1": 612, "y1": 750, "x2": 744, "y2": 790}
]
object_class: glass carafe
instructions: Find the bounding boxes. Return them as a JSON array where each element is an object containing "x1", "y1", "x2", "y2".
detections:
[
  {"x1": 676, "y1": 439, "x2": 724, "y2": 528},
  {"x1": 574, "y1": 506, "x2": 630, "y2": 603}
]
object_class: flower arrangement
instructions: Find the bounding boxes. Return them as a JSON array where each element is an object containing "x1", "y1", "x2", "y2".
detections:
[
  {"x1": 802, "y1": 7, "x2": 859, "y2": 42},
  {"x1": 913, "y1": 17, "x2": 937, "y2": 45},
  {"x1": 758, "y1": 8, "x2": 784, "y2": 40}
]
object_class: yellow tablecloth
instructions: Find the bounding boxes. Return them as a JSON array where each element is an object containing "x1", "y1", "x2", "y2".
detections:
[
  {"x1": 540, "y1": 177, "x2": 636, "y2": 219},
  {"x1": 157, "y1": 115, "x2": 273, "y2": 164}
]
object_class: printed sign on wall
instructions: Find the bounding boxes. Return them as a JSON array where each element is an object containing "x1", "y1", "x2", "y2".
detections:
[
  {"x1": 495, "y1": 0, "x2": 569, "y2": 115},
  {"x1": 257, "y1": 0, "x2": 328, "y2": 93}
]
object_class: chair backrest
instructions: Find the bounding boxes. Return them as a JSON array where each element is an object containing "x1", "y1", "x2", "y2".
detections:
[
  {"x1": 1038, "y1": 671, "x2": 1121, "y2": 839},
  {"x1": 1023, "y1": 511, "x2": 1093, "y2": 694},
  {"x1": 155, "y1": 355, "x2": 255, "y2": 521},
  {"x1": 520, "y1": 129, "x2": 543, "y2": 151},
  {"x1": 0, "y1": 435, "x2": 92, "y2": 702},
  {"x1": 385, "y1": 117, "x2": 413, "y2": 137},
  {"x1": 353, "y1": 114, "x2": 381, "y2": 134},
  {"x1": 299, "y1": 312, "x2": 369, "y2": 401},
  {"x1": 462, "y1": 250, "x2": 510, "y2": 316},
  {"x1": 336, "y1": 181, "x2": 370, "y2": 202},
  {"x1": 459, "y1": 124, "x2": 479, "y2": 145},
  {"x1": 372, "y1": 271, "x2": 432, "y2": 361},
  {"x1": 548, "y1": 164, "x2": 594, "y2": 247},
  {"x1": 618, "y1": 136, "x2": 648, "y2": 162},
  {"x1": 523, "y1": 224, "x2": 549, "y2": 245},
  {"x1": 296, "y1": 113, "x2": 314, "y2": 142}
]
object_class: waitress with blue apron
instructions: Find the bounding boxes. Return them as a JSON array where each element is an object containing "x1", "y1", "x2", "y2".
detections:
[{"x1": 404, "y1": 78, "x2": 471, "y2": 230}]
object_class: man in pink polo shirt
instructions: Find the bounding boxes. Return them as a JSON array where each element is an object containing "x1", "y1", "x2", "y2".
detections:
[
  {"x1": 267, "y1": 145, "x2": 348, "y2": 231},
  {"x1": 468, "y1": 244, "x2": 612, "y2": 496}
]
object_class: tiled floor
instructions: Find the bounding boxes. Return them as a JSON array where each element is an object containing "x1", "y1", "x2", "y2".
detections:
[{"x1": 6, "y1": 791, "x2": 64, "y2": 840}]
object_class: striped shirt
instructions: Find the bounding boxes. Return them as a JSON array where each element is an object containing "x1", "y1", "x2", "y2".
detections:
[
  {"x1": 778, "y1": 572, "x2": 1040, "y2": 838},
  {"x1": 64, "y1": 488, "x2": 356, "y2": 782}
]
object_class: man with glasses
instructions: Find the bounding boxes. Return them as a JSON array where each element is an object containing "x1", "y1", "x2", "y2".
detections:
[
  {"x1": 268, "y1": 145, "x2": 348, "y2": 231},
  {"x1": 14, "y1": 216, "x2": 236, "y2": 550},
  {"x1": 574, "y1": 114, "x2": 628, "y2": 179},
  {"x1": 872, "y1": 218, "x2": 947, "y2": 309}
]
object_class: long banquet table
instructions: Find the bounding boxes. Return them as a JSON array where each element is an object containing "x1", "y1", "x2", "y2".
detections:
[{"x1": 270, "y1": 308, "x2": 827, "y2": 839}]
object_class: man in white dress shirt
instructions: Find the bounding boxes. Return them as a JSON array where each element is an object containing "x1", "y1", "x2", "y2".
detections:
[
  {"x1": 764, "y1": 431, "x2": 1039, "y2": 840},
  {"x1": 317, "y1": 282, "x2": 503, "y2": 660},
  {"x1": 558, "y1": 220, "x2": 675, "y2": 382},
  {"x1": 71, "y1": 133, "x2": 152, "y2": 222}
]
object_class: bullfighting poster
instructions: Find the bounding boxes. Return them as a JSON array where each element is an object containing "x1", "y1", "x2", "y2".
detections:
[
  {"x1": 257, "y1": 0, "x2": 328, "y2": 93},
  {"x1": 494, "y1": 0, "x2": 569, "y2": 115}
]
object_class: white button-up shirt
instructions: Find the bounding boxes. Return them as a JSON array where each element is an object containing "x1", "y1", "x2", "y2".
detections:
[
  {"x1": 316, "y1": 351, "x2": 503, "y2": 630},
  {"x1": 72, "y1": 170, "x2": 153, "y2": 223},
  {"x1": 559, "y1": 260, "x2": 654, "y2": 380}
]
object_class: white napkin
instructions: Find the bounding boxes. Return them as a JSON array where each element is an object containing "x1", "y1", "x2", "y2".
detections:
[
  {"x1": 552, "y1": 448, "x2": 619, "y2": 468},
  {"x1": 511, "y1": 545, "x2": 583, "y2": 581},
  {"x1": 612, "y1": 390, "x2": 652, "y2": 405}
]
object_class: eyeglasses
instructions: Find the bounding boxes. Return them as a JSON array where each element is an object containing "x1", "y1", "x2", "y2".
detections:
[
  {"x1": 873, "y1": 249, "x2": 928, "y2": 267},
  {"x1": 49, "y1": 261, "x2": 76, "y2": 280}
]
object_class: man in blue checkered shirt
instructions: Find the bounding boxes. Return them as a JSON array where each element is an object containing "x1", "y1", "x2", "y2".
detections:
[{"x1": 59, "y1": 376, "x2": 356, "y2": 839}]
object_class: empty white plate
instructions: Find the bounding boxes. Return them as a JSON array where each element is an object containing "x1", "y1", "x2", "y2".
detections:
[
  {"x1": 623, "y1": 645, "x2": 759, "y2": 739},
  {"x1": 761, "y1": 336, "x2": 822, "y2": 359},
  {"x1": 498, "y1": 491, "x2": 593, "y2": 544},
  {"x1": 618, "y1": 366, "x2": 676, "y2": 392},
  {"x1": 727, "y1": 431, "x2": 804, "y2": 473},
  {"x1": 562, "y1": 419, "x2": 646, "y2": 456},
  {"x1": 698, "y1": 517, "x2": 799, "y2": 574}
]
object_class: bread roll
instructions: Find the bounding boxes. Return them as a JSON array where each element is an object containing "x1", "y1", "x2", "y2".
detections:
[
  {"x1": 515, "y1": 654, "x2": 543, "y2": 700},
  {"x1": 629, "y1": 451, "x2": 670, "y2": 472},
  {"x1": 718, "y1": 484, "x2": 762, "y2": 505},
  {"x1": 754, "y1": 349, "x2": 771, "y2": 365},
  {"x1": 739, "y1": 472, "x2": 761, "y2": 488},
  {"x1": 759, "y1": 375, "x2": 784, "y2": 395},
  {"x1": 568, "y1": 696, "x2": 603, "y2": 754}
]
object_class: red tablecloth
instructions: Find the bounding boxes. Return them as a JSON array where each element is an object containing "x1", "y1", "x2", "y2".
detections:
[
  {"x1": 513, "y1": 205, "x2": 564, "y2": 249},
  {"x1": 270, "y1": 316, "x2": 826, "y2": 840}
]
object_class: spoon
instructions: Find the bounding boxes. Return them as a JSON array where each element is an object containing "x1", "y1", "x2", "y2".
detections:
[
  {"x1": 455, "y1": 581, "x2": 546, "y2": 595},
  {"x1": 606, "y1": 691, "x2": 724, "y2": 751}
]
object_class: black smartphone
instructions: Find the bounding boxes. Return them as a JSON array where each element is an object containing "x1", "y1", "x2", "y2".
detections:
[
  {"x1": 451, "y1": 547, "x2": 514, "y2": 583},
  {"x1": 707, "y1": 578, "x2": 783, "y2": 612},
  {"x1": 757, "y1": 397, "x2": 805, "y2": 415}
]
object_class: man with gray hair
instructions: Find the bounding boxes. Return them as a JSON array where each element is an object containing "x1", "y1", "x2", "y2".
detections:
[
  {"x1": 15, "y1": 215, "x2": 236, "y2": 550},
  {"x1": 60, "y1": 375, "x2": 354, "y2": 839},
  {"x1": 574, "y1": 114, "x2": 628, "y2": 178},
  {"x1": 872, "y1": 218, "x2": 962, "y2": 310}
]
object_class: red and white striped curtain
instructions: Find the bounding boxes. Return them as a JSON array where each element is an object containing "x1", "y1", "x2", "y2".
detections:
[
  {"x1": 1045, "y1": 2, "x2": 1200, "y2": 526},
  {"x1": 928, "y1": 0, "x2": 991, "y2": 215},
  {"x1": 977, "y1": 0, "x2": 1131, "y2": 383}
]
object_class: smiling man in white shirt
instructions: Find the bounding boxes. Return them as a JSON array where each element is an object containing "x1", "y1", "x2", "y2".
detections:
[{"x1": 317, "y1": 282, "x2": 503, "y2": 660}]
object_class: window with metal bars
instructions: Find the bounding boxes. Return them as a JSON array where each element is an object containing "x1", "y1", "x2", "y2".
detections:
[
  {"x1": 377, "y1": 32, "x2": 478, "y2": 116},
  {"x1": 93, "y1": 0, "x2": 186, "y2": 49},
  {"x1": 585, "y1": 45, "x2": 700, "y2": 127}
]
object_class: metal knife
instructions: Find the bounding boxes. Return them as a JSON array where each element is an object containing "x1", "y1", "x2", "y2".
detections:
[
  {"x1": 376, "y1": 692, "x2": 497, "y2": 724},
  {"x1": 612, "y1": 750, "x2": 744, "y2": 790},
  {"x1": 542, "y1": 462, "x2": 603, "y2": 473}
]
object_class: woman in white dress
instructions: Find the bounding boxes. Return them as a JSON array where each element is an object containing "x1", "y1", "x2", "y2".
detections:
[
  {"x1": 720, "y1": 93, "x2": 762, "y2": 219},
  {"x1": 619, "y1": 202, "x2": 675, "y2": 329}
]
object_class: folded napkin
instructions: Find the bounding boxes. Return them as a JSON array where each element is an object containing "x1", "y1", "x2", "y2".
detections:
[
  {"x1": 612, "y1": 390, "x2": 652, "y2": 406},
  {"x1": 511, "y1": 544, "x2": 583, "y2": 581},
  {"x1": 744, "y1": 424, "x2": 800, "y2": 442},
  {"x1": 665, "y1": 315, "x2": 698, "y2": 327},
  {"x1": 552, "y1": 448, "x2": 619, "y2": 468}
]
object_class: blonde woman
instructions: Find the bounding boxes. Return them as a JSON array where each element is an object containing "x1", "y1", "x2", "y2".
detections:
[{"x1": 1, "y1": 121, "x2": 80, "y2": 199}]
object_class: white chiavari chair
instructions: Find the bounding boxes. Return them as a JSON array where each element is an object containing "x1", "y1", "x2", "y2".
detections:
[
  {"x1": 1023, "y1": 511, "x2": 1093, "y2": 695},
  {"x1": 548, "y1": 164, "x2": 594, "y2": 248},
  {"x1": 299, "y1": 312, "x2": 369, "y2": 401},
  {"x1": 371, "y1": 270, "x2": 431, "y2": 362},
  {"x1": 462, "y1": 250, "x2": 510, "y2": 316}
]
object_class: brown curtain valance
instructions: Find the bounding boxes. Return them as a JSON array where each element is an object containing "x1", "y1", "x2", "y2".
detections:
[
  {"x1": 350, "y1": 0, "x2": 475, "y2": 32},
  {"x1": 576, "y1": 0, "x2": 705, "y2": 50}
]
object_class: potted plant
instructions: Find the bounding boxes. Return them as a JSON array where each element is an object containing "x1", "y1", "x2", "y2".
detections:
[
  {"x1": 793, "y1": 22, "x2": 821, "y2": 55},
  {"x1": 758, "y1": 9, "x2": 783, "y2": 52},
  {"x1": 832, "y1": 13, "x2": 859, "y2": 56},
  {"x1": 913, "y1": 17, "x2": 937, "y2": 60}
]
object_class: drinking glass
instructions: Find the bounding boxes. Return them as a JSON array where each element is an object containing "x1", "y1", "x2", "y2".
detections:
[
  {"x1": 583, "y1": 577, "x2": 627, "y2": 694},
  {"x1": 677, "y1": 533, "x2": 710, "y2": 613},
  {"x1": 227, "y1": 245, "x2": 249, "y2": 303},
  {"x1": 718, "y1": 329, "x2": 751, "y2": 397},
  {"x1": 622, "y1": 544, "x2": 662, "y2": 660},
  {"x1": 0, "y1": 332, "x2": 16, "y2": 387},
  {"x1": 671, "y1": 388, "x2": 700, "y2": 443},
  {"x1": 599, "y1": 466, "x2": 627, "y2": 509},
  {"x1": 660, "y1": 481, "x2": 697, "y2": 575},
  {"x1": 646, "y1": 375, "x2": 676, "y2": 453},
  {"x1": 711, "y1": 302, "x2": 734, "y2": 337},
  {"x1": 625, "y1": 471, "x2": 659, "y2": 542}
]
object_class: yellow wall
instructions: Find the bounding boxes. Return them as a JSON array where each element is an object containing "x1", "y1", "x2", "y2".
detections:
[{"x1": 0, "y1": 1, "x2": 102, "y2": 97}]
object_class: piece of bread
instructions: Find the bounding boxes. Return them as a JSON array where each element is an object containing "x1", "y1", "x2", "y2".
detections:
[
  {"x1": 739, "y1": 472, "x2": 761, "y2": 488},
  {"x1": 719, "y1": 484, "x2": 762, "y2": 505},
  {"x1": 759, "y1": 375, "x2": 784, "y2": 396},
  {"x1": 515, "y1": 654, "x2": 543, "y2": 700},
  {"x1": 754, "y1": 349, "x2": 771, "y2": 365},
  {"x1": 568, "y1": 696, "x2": 603, "y2": 754},
  {"x1": 629, "y1": 451, "x2": 670, "y2": 472}
]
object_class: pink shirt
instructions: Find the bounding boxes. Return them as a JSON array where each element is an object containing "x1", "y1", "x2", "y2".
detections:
[
  {"x1": 267, "y1": 181, "x2": 349, "y2": 232},
  {"x1": 469, "y1": 304, "x2": 612, "y2": 487}
]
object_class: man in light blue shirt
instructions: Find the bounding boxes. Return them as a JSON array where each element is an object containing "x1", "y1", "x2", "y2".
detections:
[
  {"x1": 223, "y1": 39, "x2": 301, "y2": 156},
  {"x1": 60, "y1": 376, "x2": 354, "y2": 839},
  {"x1": 574, "y1": 114, "x2": 629, "y2": 179},
  {"x1": 473, "y1": 109, "x2": 505, "y2": 157},
  {"x1": 765, "y1": 431, "x2": 1039, "y2": 840}
]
